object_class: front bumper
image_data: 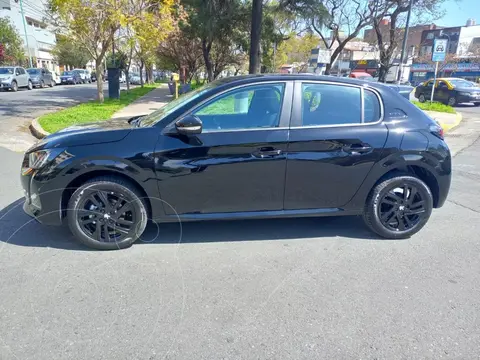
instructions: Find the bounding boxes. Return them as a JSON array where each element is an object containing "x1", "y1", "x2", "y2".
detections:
[
  {"x1": 457, "y1": 94, "x2": 480, "y2": 103},
  {"x1": 0, "y1": 81, "x2": 12, "y2": 89},
  {"x1": 21, "y1": 169, "x2": 63, "y2": 226},
  {"x1": 30, "y1": 79, "x2": 41, "y2": 85}
]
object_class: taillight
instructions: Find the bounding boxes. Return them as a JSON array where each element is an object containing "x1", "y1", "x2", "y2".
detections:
[{"x1": 429, "y1": 123, "x2": 444, "y2": 140}]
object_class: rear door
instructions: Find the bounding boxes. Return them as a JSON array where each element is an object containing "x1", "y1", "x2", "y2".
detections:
[
  {"x1": 284, "y1": 81, "x2": 388, "y2": 210},
  {"x1": 436, "y1": 80, "x2": 450, "y2": 103}
]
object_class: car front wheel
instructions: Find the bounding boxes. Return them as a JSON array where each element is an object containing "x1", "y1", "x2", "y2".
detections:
[
  {"x1": 363, "y1": 174, "x2": 433, "y2": 239},
  {"x1": 27, "y1": 80, "x2": 33, "y2": 90},
  {"x1": 448, "y1": 96, "x2": 457, "y2": 106},
  {"x1": 67, "y1": 176, "x2": 148, "y2": 250},
  {"x1": 11, "y1": 81, "x2": 18, "y2": 92},
  {"x1": 418, "y1": 94, "x2": 426, "y2": 103}
]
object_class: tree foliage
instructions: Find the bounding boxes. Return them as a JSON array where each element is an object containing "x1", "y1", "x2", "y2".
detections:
[
  {"x1": 181, "y1": 0, "x2": 246, "y2": 81},
  {"x1": 0, "y1": 17, "x2": 25, "y2": 66},
  {"x1": 51, "y1": 35, "x2": 90, "y2": 69}
]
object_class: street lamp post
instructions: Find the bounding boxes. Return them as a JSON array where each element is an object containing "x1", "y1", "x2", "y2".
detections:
[
  {"x1": 396, "y1": 0, "x2": 414, "y2": 84},
  {"x1": 18, "y1": 0, "x2": 33, "y2": 68}
]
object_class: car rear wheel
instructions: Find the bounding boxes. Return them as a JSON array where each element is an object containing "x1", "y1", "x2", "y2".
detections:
[
  {"x1": 40, "y1": 80, "x2": 45, "y2": 88},
  {"x1": 67, "y1": 176, "x2": 148, "y2": 250},
  {"x1": 448, "y1": 96, "x2": 457, "y2": 106},
  {"x1": 50, "y1": 80, "x2": 55, "y2": 87},
  {"x1": 363, "y1": 174, "x2": 433, "y2": 239},
  {"x1": 418, "y1": 94, "x2": 426, "y2": 103},
  {"x1": 474, "y1": 102, "x2": 480, "y2": 107},
  {"x1": 11, "y1": 81, "x2": 18, "y2": 92}
]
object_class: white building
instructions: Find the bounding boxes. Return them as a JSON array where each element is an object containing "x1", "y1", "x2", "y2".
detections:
[{"x1": 0, "y1": 0, "x2": 57, "y2": 71}]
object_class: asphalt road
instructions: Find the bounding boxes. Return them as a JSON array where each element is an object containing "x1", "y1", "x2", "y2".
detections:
[
  {"x1": 0, "y1": 108, "x2": 479, "y2": 359},
  {"x1": 0, "y1": 83, "x2": 121, "y2": 152}
]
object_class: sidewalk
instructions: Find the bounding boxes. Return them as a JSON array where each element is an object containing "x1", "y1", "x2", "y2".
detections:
[{"x1": 111, "y1": 84, "x2": 172, "y2": 119}]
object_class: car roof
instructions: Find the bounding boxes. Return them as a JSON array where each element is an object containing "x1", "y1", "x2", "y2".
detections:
[{"x1": 210, "y1": 73, "x2": 386, "y2": 90}]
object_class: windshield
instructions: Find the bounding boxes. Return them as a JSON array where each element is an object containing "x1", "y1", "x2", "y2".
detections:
[
  {"x1": 140, "y1": 84, "x2": 214, "y2": 127},
  {"x1": 0, "y1": 67, "x2": 14, "y2": 75},
  {"x1": 27, "y1": 69, "x2": 41, "y2": 74},
  {"x1": 63, "y1": 71, "x2": 74, "y2": 76},
  {"x1": 449, "y1": 79, "x2": 476, "y2": 88}
]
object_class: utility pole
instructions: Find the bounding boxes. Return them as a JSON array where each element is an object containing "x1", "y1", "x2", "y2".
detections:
[
  {"x1": 17, "y1": 0, "x2": 33, "y2": 68},
  {"x1": 396, "y1": 0, "x2": 414, "y2": 84}
]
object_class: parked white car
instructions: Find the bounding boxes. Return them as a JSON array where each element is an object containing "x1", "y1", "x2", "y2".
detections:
[
  {"x1": 0, "y1": 66, "x2": 33, "y2": 92},
  {"x1": 53, "y1": 72, "x2": 61, "y2": 85},
  {"x1": 73, "y1": 69, "x2": 91, "y2": 84}
]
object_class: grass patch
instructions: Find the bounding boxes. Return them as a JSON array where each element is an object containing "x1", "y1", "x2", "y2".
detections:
[
  {"x1": 38, "y1": 85, "x2": 158, "y2": 133},
  {"x1": 411, "y1": 100, "x2": 456, "y2": 114}
]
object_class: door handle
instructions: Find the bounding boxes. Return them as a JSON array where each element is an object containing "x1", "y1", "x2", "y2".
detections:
[
  {"x1": 252, "y1": 147, "x2": 283, "y2": 158},
  {"x1": 343, "y1": 144, "x2": 372, "y2": 155}
]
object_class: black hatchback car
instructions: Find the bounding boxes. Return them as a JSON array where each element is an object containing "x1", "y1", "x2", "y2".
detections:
[{"x1": 21, "y1": 75, "x2": 451, "y2": 250}]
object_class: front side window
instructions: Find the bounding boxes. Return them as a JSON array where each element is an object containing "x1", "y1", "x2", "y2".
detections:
[
  {"x1": 193, "y1": 84, "x2": 285, "y2": 131},
  {"x1": 301, "y1": 83, "x2": 361, "y2": 126}
]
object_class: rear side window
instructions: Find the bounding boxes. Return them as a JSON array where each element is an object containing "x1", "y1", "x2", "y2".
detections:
[
  {"x1": 364, "y1": 89, "x2": 381, "y2": 123},
  {"x1": 301, "y1": 83, "x2": 361, "y2": 126}
]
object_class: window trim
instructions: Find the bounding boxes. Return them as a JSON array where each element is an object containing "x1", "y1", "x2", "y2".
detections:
[
  {"x1": 290, "y1": 80, "x2": 384, "y2": 129},
  {"x1": 164, "y1": 81, "x2": 293, "y2": 134}
]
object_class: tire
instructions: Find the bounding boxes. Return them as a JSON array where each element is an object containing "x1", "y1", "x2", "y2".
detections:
[
  {"x1": 11, "y1": 81, "x2": 18, "y2": 92},
  {"x1": 67, "y1": 176, "x2": 148, "y2": 250},
  {"x1": 50, "y1": 80, "x2": 55, "y2": 87},
  {"x1": 27, "y1": 80, "x2": 33, "y2": 90},
  {"x1": 363, "y1": 174, "x2": 433, "y2": 239},
  {"x1": 40, "y1": 80, "x2": 45, "y2": 88},
  {"x1": 447, "y1": 96, "x2": 456, "y2": 106},
  {"x1": 418, "y1": 94, "x2": 426, "y2": 103}
]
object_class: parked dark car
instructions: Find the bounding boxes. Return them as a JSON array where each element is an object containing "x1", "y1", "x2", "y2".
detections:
[
  {"x1": 415, "y1": 77, "x2": 480, "y2": 106},
  {"x1": 21, "y1": 74, "x2": 451, "y2": 250},
  {"x1": 26, "y1": 68, "x2": 55, "y2": 88},
  {"x1": 60, "y1": 71, "x2": 81, "y2": 85},
  {"x1": 91, "y1": 72, "x2": 97, "y2": 82}
]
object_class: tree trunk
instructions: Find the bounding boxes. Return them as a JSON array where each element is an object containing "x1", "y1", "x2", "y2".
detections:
[
  {"x1": 249, "y1": 0, "x2": 262, "y2": 74},
  {"x1": 324, "y1": 62, "x2": 332, "y2": 75},
  {"x1": 95, "y1": 60, "x2": 104, "y2": 103},
  {"x1": 139, "y1": 61, "x2": 144, "y2": 87},
  {"x1": 202, "y1": 40, "x2": 213, "y2": 82}
]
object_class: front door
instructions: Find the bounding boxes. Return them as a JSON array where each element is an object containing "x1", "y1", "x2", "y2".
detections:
[
  {"x1": 284, "y1": 81, "x2": 388, "y2": 210},
  {"x1": 436, "y1": 80, "x2": 450, "y2": 103},
  {"x1": 154, "y1": 82, "x2": 292, "y2": 215}
]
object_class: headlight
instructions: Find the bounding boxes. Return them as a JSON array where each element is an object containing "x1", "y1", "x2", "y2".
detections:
[
  {"x1": 459, "y1": 92, "x2": 471, "y2": 96},
  {"x1": 1, "y1": 76, "x2": 12, "y2": 82},
  {"x1": 29, "y1": 150, "x2": 52, "y2": 169},
  {"x1": 67, "y1": 77, "x2": 73, "y2": 80}
]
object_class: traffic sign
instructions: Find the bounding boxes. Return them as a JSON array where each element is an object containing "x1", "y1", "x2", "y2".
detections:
[{"x1": 432, "y1": 39, "x2": 448, "y2": 62}]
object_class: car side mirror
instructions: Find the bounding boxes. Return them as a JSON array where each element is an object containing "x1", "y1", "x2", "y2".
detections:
[{"x1": 175, "y1": 115, "x2": 202, "y2": 135}]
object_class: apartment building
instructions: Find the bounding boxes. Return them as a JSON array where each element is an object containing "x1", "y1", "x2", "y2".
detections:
[{"x1": 0, "y1": 0, "x2": 57, "y2": 71}]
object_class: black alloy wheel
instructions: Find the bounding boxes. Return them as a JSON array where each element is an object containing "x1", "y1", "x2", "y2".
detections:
[
  {"x1": 77, "y1": 190, "x2": 136, "y2": 243},
  {"x1": 378, "y1": 184, "x2": 427, "y2": 232},
  {"x1": 364, "y1": 175, "x2": 433, "y2": 239},
  {"x1": 67, "y1": 176, "x2": 148, "y2": 250}
]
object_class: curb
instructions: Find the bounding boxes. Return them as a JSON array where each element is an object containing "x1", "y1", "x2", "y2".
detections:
[
  {"x1": 443, "y1": 112, "x2": 463, "y2": 133},
  {"x1": 29, "y1": 118, "x2": 50, "y2": 139}
]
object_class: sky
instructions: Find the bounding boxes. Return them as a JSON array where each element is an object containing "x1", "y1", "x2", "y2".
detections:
[{"x1": 436, "y1": 0, "x2": 480, "y2": 27}]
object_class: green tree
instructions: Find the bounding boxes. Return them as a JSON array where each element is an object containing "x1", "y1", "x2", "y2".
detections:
[
  {"x1": 274, "y1": 33, "x2": 320, "y2": 72},
  {"x1": 181, "y1": 0, "x2": 246, "y2": 81},
  {"x1": 48, "y1": 0, "x2": 128, "y2": 102},
  {"x1": 0, "y1": 17, "x2": 25, "y2": 65},
  {"x1": 51, "y1": 35, "x2": 90, "y2": 69}
]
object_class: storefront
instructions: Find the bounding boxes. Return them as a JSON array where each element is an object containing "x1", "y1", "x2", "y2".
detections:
[{"x1": 410, "y1": 62, "x2": 480, "y2": 85}]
